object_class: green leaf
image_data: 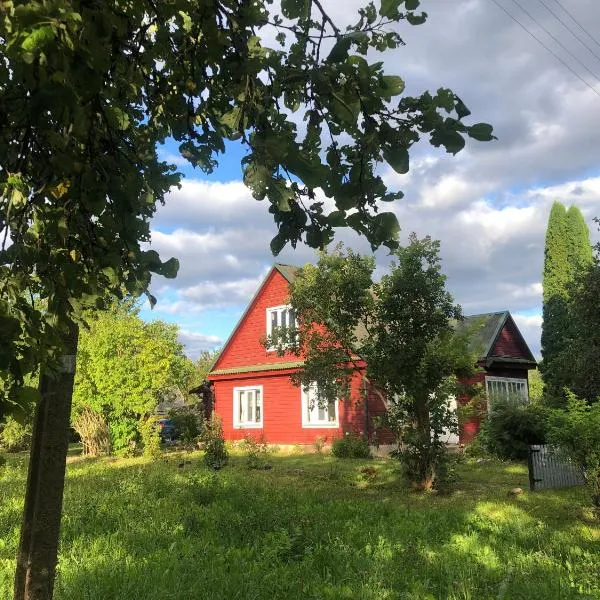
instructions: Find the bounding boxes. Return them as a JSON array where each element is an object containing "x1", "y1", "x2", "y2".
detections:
[
  {"x1": 454, "y1": 96, "x2": 471, "y2": 119},
  {"x1": 383, "y1": 146, "x2": 409, "y2": 174},
  {"x1": 467, "y1": 122, "x2": 495, "y2": 141},
  {"x1": 406, "y1": 11, "x2": 427, "y2": 25},
  {"x1": 430, "y1": 129, "x2": 465, "y2": 155},
  {"x1": 327, "y1": 33, "x2": 367, "y2": 63},
  {"x1": 372, "y1": 212, "x2": 400, "y2": 241},
  {"x1": 327, "y1": 37, "x2": 353, "y2": 63},
  {"x1": 380, "y1": 0, "x2": 402, "y2": 18},
  {"x1": 159, "y1": 257, "x2": 179, "y2": 279},
  {"x1": 270, "y1": 233, "x2": 287, "y2": 256},
  {"x1": 381, "y1": 75, "x2": 405, "y2": 97},
  {"x1": 405, "y1": 0, "x2": 420, "y2": 10},
  {"x1": 281, "y1": 0, "x2": 309, "y2": 19},
  {"x1": 21, "y1": 25, "x2": 55, "y2": 52},
  {"x1": 327, "y1": 211, "x2": 347, "y2": 227}
]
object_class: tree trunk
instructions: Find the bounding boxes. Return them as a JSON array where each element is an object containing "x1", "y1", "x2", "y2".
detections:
[
  {"x1": 14, "y1": 319, "x2": 79, "y2": 600},
  {"x1": 414, "y1": 396, "x2": 434, "y2": 491}
]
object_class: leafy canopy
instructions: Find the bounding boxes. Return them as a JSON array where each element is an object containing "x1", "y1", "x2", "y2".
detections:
[
  {"x1": 72, "y1": 302, "x2": 193, "y2": 450},
  {"x1": 269, "y1": 237, "x2": 477, "y2": 488},
  {"x1": 0, "y1": 0, "x2": 493, "y2": 417}
]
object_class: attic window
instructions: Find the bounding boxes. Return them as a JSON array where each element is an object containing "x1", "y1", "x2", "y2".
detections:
[
  {"x1": 485, "y1": 376, "x2": 529, "y2": 408},
  {"x1": 266, "y1": 305, "x2": 297, "y2": 347}
]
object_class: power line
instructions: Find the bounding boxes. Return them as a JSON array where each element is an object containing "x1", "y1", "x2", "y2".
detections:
[
  {"x1": 549, "y1": 0, "x2": 600, "y2": 52},
  {"x1": 488, "y1": 0, "x2": 600, "y2": 97},
  {"x1": 509, "y1": 0, "x2": 600, "y2": 86},
  {"x1": 537, "y1": 0, "x2": 600, "y2": 65}
]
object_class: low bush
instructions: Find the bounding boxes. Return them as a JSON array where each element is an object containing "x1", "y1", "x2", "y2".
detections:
[
  {"x1": 140, "y1": 416, "x2": 162, "y2": 460},
  {"x1": 72, "y1": 407, "x2": 110, "y2": 456},
  {"x1": 480, "y1": 402, "x2": 547, "y2": 460},
  {"x1": 332, "y1": 434, "x2": 371, "y2": 459},
  {"x1": 169, "y1": 406, "x2": 203, "y2": 445},
  {"x1": 547, "y1": 393, "x2": 600, "y2": 518},
  {"x1": 241, "y1": 434, "x2": 270, "y2": 470},
  {"x1": 201, "y1": 414, "x2": 228, "y2": 470},
  {"x1": 0, "y1": 417, "x2": 32, "y2": 452}
]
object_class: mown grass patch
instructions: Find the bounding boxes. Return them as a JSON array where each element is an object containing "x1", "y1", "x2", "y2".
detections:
[{"x1": 1, "y1": 451, "x2": 598, "y2": 599}]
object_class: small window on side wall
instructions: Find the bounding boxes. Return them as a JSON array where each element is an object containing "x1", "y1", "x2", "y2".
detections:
[
  {"x1": 233, "y1": 386, "x2": 263, "y2": 428},
  {"x1": 301, "y1": 383, "x2": 338, "y2": 428}
]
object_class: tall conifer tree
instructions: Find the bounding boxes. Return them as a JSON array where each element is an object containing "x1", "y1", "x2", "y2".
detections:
[
  {"x1": 541, "y1": 202, "x2": 591, "y2": 404},
  {"x1": 566, "y1": 205, "x2": 593, "y2": 271}
]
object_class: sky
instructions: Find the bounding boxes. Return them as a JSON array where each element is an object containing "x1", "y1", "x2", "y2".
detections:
[{"x1": 139, "y1": 0, "x2": 600, "y2": 361}]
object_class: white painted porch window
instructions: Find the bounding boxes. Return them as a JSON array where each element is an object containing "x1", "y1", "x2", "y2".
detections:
[
  {"x1": 485, "y1": 377, "x2": 529, "y2": 408},
  {"x1": 233, "y1": 386, "x2": 263, "y2": 428},
  {"x1": 301, "y1": 383, "x2": 338, "y2": 428}
]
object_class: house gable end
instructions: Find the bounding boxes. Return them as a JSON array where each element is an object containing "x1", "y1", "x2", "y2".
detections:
[
  {"x1": 210, "y1": 266, "x2": 298, "y2": 373},
  {"x1": 489, "y1": 314, "x2": 536, "y2": 363}
]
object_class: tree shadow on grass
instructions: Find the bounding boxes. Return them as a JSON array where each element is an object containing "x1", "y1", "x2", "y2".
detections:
[{"x1": 2, "y1": 454, "x2": 599, "y2": 600}]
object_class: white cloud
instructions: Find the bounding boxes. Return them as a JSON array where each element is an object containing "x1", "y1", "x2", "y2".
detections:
[
  {"x1": 143, "y1": 0, "x2": 600, "y2": 355},
  {"x1": 178, "y1": 329, "x2": 222, "y2": 360}
]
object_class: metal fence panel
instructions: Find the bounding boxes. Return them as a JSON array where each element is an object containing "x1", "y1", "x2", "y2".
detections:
[{"x1": 528, "y1": 444, "x2": 585, "y2": 491}]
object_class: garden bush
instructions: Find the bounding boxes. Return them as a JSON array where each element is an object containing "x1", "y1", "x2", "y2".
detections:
[
  {"x1": 332, "y1": 434, "x2": 371, "y2": 459},
  {"x1": 140, "y1": 416, "x2": 162, "y2": 460},
  {"x1": 547, "y1": 393, "x2": 600, "y2": 518},
  {"x1": 241, "y1": 434, "x2": 270, "y2": 469},
  {"x1": 481, "y1": 402, "x2": 547, "y2": 460},
  {"x1": 72, "y1": 407, "x2": 111, "y2": 456},
  {"x1": 201, "y1": 414, "x2": 228, "y2": 470},
  {"x1": 0, "y1": 416, "x2": 32, "y2": 452},
  {"x1": 169, "y1": 405, "x2": 203, "y2": 445}
]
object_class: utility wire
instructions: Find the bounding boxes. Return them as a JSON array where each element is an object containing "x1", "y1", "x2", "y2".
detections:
[
  {"x1": 488, "y1": 0, "x2": 600, "y2": 97},
  {"x1": 549, "y1": 0, "x2": 600, "y2": 52},
  {"x1": 537, "y1": 0, "x2": 600, "y2": 64},
  {"x1": 509, "y1": 0, "x2": 600, "y2": 85}
]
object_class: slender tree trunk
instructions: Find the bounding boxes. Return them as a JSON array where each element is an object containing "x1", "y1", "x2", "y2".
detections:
[
  {"x1": 14, "y1": 319, "x2": 79, "y2": 600},
  {"x1": 414, "y1": 396, "x2": 434, "y2": 491}
]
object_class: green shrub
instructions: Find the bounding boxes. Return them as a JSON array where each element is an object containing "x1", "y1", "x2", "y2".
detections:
[
  {"x1": 109, "y1": 417, "x2": 139, "y2": 456},
  {"x1": 481, "y1": 402, "x2": 547, "y2": 460},
  {"x1": 0, "y1": 417, "x2": 32, "y2": 452},
  {"x1": 140, "y1": 416, "x2": 162, "y2": 460},
  {"x1": 201, "y1": 414, "x2": 228, "y2": 470},
  {"x1": 241, "y1": 433, "x2": 270, "y2": 469},
  {"x1": 168, "y1": 406, "x2": 203, "y2": 445},
  {"x1": 547, "y1": 393, "x2": 600, "y2": 518},
  {"x1": 332, "y1": 434, "x2": 371, "y2": 459}
]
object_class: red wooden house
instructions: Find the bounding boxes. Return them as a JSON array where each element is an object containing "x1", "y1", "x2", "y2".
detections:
[{"x1": 207, "y1": 264, "x2": 537, "y2": 446}]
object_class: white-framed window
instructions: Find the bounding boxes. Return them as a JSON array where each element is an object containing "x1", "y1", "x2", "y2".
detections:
[
  {"x1": 301, "y1": 383, "x2": 339, "y2": 428},
  {"x1": 233, "y1": 386, "x2": 263, "y2": 428},
  {"x1": 485, "y1": 376, "x2": 529, "y2": 408},
  {"x1": 266, "y1": 305, "x2": 297, "y2": 349}
]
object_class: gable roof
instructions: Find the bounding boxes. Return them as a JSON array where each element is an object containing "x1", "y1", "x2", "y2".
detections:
[
  {"x1": 208, "y1": 264, "x2": 536, "y2": 376},
  {"x1": 458, "y1": 311, "x2": 536, "y2": 365},
  {"x1": 208, "y1": 263, "x2": 299, "y2": 373}
]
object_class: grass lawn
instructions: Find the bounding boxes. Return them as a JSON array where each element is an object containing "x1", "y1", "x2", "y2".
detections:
[{"x1": 1, "y1": 450, "x2": 599, "y2": 600}]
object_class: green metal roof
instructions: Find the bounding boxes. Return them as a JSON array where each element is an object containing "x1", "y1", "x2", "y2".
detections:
[
  {"x1": 457, "y1": 311, "x2": 536, "y2": 364},
  {"x1": 274, "y1": 263, "x2": 299, "y2": 284},
  {"x1": 210, "y1": 360, "x2": 304, "y2": 376}
]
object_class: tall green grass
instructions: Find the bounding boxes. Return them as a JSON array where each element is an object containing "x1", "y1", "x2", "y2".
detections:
[{"x1": 1, "y1": 452, "x2": 598, "y2": 599}]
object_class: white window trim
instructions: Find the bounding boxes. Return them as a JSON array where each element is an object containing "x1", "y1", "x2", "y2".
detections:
[
  {"x1": 485, "y1": 376, "x2": 529, "y2": 410},
  {"x1": 266, "y1": 304, "x2": 296, "y2": 351},
  {"x1": 233, "y1": 385, "x2": 264, "y2": 429},
  {"x1": 301, "y1": 384, "x2": 339, "y2": 429}
]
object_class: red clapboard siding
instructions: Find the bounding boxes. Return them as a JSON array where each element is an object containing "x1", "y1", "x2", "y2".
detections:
[
  {"x1": 491, "y1": 318, "x2": 528, "y2": 359},
  {"x1": 212, "y1": 370, "x2": 369, "y2": 444},
  {"x1": 212, "y1": 269, "x2": 298, "y2": 371}
]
